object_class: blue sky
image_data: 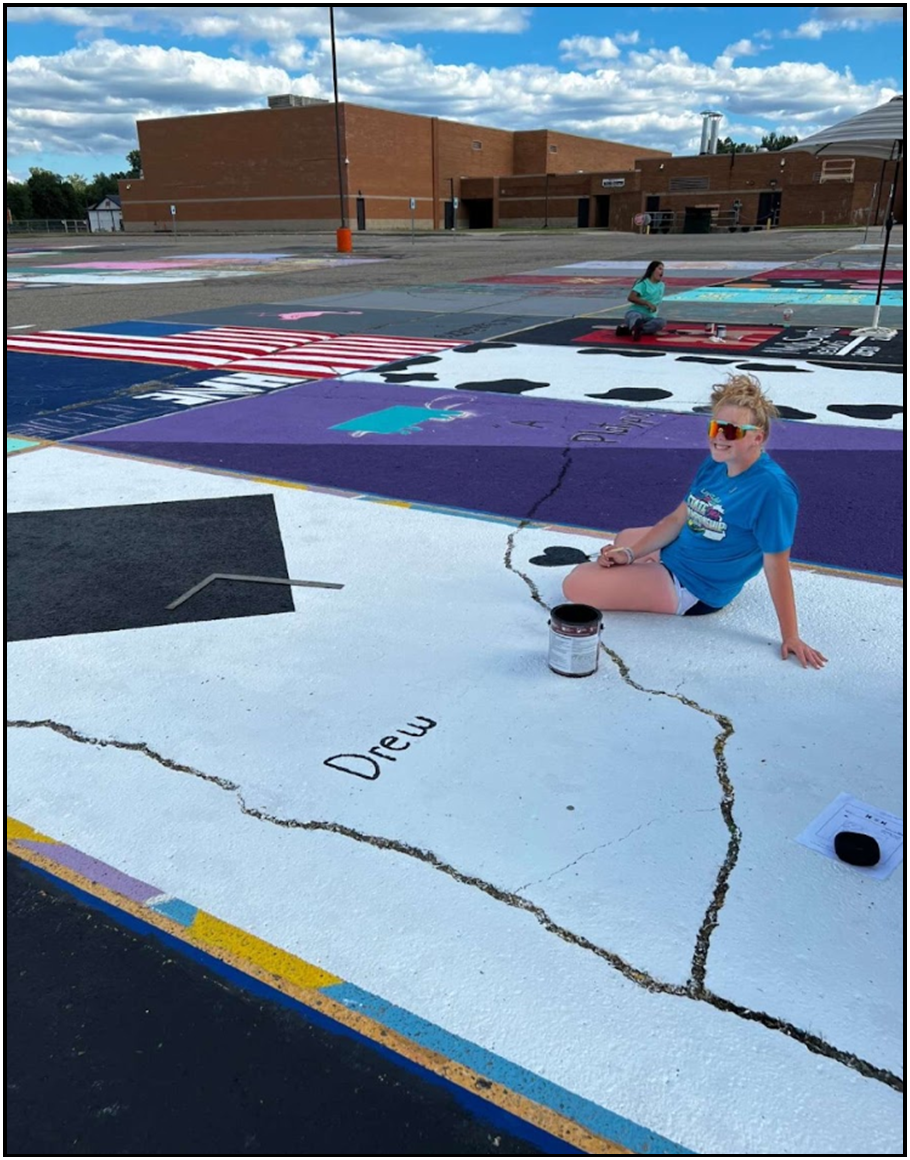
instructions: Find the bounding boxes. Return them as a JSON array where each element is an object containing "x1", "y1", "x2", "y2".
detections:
[{"x1": 6, "y1": 5, "x2": 904, "y2": 182}]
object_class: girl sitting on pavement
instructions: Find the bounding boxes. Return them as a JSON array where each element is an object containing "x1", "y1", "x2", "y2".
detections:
[
  {"x1": 562, "y1": 373, "x2": 827, "y2": 669},
  {"x1": 616, "y1": 260, "x2": 667, "y2": 341}
]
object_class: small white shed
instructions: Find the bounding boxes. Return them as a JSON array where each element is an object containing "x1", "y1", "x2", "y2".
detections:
[{"x1": 88, "y1": 195, "x2": 123, "y2": 232}]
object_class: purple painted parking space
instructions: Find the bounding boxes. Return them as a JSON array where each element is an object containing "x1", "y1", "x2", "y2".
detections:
[{"x1": 72, "y1": 381, "x2": 902, "y2": 576}]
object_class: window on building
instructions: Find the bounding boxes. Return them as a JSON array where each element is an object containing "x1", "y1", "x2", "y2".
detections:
[
  {"x1": 549, "y1": 144, "x2": 558, "y2": 153},
  {"x1": 471, "y1": 141, "x2": 483, "y2": 151}
]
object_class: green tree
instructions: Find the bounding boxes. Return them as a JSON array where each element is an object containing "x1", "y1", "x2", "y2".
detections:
[
  {"x1": 716, "y1": 137, "x2": 757, "y2": 154},
  {"x1": 26, "y1": 167, "x2": 82, "y2": 218},
  {"x1": 126, "y1": 149, "x2": 142, "y2": 177},
  {"x1": 86, "y1": 171, "x2": 128, "y2": 205},
  {"x1": 6, "y1": 180, "x2": 34, "y2": 219},
  {"x1": 760, "y1": 132, "x2": 799, "y2": 151}
]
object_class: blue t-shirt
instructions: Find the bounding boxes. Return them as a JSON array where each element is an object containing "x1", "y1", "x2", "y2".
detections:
[
  {"x1": 628, "y1": 277, "x2": 665, "y2": 317},
  {"x1": 660, "y1": 453, "x2": 798, "y2": 608}
]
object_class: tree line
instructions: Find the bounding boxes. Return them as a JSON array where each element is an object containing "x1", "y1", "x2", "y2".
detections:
[
  {"x1": 6, "y1": 151, "x2": 141, "y2": 220},
  {"x1": 716, "y1": 132, "x2": 799, "y2": 154}
]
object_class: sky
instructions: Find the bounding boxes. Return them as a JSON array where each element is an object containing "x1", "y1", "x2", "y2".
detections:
[{"x1": 6, "y1": 5, "x2": 904, "y2": 183}]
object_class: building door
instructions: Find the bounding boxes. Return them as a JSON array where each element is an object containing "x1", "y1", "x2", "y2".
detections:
[
  {"x1": 593, "y1": 195, "x2": 610, "y2": 227},
  {"x1": 577, "y1": 198, "x2": 590, "y2": 228},
  {"x1": 757, "y1": 191, "x2": 782, "y2": 227},
  {"x1": 356, "y1": 195, "x2": 366, "y2": 231},
  {"x1": 444, "y1": 200, "x2": 455, "y2": 230},
  {"x1": 464, "y1": 199, "x2": 493, "y2": 229}
]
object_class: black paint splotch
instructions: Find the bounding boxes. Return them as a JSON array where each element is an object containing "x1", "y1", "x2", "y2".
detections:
[
  {"x1": 453, "y1": 342, "x2": 517, "y2": 353},
  {"x1": 529, "y1": 546, "x2": 592, "y2": 567},
  {"x1": 736, "y1": 362, "x2": 811, "y2": 374},
  {"x1": 827, "y1": 404, "x2": 904, "y2": 421},
  {"x1": 373, "y1": 355, "x2": 442, "y2": 372},
  {"x1": 380, "y1": 372, "x2": 440, "y2": 383},
  {"x1": 454, "y1": 379, "x2": 550, "y2": 395},
  {"x1": 586, "y1": 388, "x2": 673, "y2": 401},
  {"x1": 775, "y1": 406, "x2": 817, "y2": 421},
  {"x1": 676, "y1": 356, "x2": 740, "y2": 365},
  {"x1": 584, "y1": 350, "x2": 666, "y2": 359}
]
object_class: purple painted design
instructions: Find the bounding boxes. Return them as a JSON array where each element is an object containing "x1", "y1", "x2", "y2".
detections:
[
  {"x1": 71, "y1": 379, "x2": 903, "y2": 576},
  {"x1": 17, "y1": 840, "x2": 161, "y2": 903},
  {"x1": 69, "y1": 377, "x2": 903, "y2": 452}
]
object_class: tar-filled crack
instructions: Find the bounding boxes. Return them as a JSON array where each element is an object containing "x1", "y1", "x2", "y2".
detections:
[
  {"x1": 498, "y1": 473, "x2": 902, "y2": 1093},
  {"x1": 6, "y1": 715, "x2": 902, "y2": 1092}
]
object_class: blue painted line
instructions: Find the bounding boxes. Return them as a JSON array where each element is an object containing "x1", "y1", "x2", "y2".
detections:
[
  {"x1": 323, "y1": 982, "x2": 692, "y2": 1155},
  {"x1": 149, "y1": 897, "x2": 198, "y2": 926},
  {"x1": 11, "y1": 857, "x2": 588, "y2": 1156}
]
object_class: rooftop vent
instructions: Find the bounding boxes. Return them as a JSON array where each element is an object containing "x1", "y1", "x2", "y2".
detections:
[{"x1": 267, "y1": 95, "x2": 329, "y2": 109}]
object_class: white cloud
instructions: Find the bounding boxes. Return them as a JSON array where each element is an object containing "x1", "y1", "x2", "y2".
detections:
[
  {"x1": 559, "y1": 36, "x2": 622, "y2": 67},
  {"x1": 815, "y1": 5, "x2": 903, "y2": 23},
  {"x1": 614, "y1": 31, "x2": 640, "y2": 46},
  {"x1": 6, "y1": 6, "x2": 532, "y2": 38},
  {"x1": 5, "y1": 28, "x2": 901, "y2": 172},
  {"x1": 724, "y1": 39, "x2": 765, "y2": 59},
  {"x1": 783, "y1": 5, "x2": 904, "y2": 38}
]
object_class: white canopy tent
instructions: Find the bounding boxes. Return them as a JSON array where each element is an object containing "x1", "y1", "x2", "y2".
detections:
[{"x1": 784, "y1": 95, "x2": 903, "y2": 337}]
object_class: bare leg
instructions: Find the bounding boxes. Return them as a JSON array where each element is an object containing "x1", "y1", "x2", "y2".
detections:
[{"x1": 562, "y1": 527, "x2": 677, "y2": 614}]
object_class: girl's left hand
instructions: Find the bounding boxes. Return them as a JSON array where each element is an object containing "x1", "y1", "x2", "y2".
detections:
[{"x1": 781, "y1": 636, "x2": 828, "y2": 669}]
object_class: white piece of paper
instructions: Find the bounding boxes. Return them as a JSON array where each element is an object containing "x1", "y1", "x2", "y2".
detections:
[{"x1": 796, "y1": 793, "x2": 904, "y2": 880}]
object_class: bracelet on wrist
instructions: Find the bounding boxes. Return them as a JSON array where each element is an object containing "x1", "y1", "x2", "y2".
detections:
[{"x1": 620, "y1": 545, "x2": 635, "y2": 564}]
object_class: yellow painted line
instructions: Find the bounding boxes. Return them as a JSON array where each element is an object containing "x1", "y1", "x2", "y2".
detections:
[
  {"x1": 6, "y1": 835, "x2": 629, "y2": 1154},
  {"x1": 250, "y1": 476, "x2": 310, "y2": 491},
  {"x1": 6, "y1": 817, "x2": 56, "y2": 842},
  {"x1": 189, "y1": 910, "x2": 342, "y2": 990}
]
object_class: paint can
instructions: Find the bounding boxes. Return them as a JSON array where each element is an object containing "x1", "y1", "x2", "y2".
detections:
[
  {"x1": 548, "y1": 603, "x2": 603, "y2": 678},
  {"x1": 704, "y1": 322, "x2": 716, "y2": 336},
  {"x1": 716, "y1": 324, "x2": 727, "y2": 340}
]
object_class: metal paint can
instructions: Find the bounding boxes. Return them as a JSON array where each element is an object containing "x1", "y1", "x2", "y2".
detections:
[
  {"x1": 704, "y1": 322, "x2": 715, "y2": 336},
  {"x1": 548, "y1": 603, "x2": 603, "y2": 677},
  {"x1": 716, "y1": 324, "x2": 727, "y2": 340}
]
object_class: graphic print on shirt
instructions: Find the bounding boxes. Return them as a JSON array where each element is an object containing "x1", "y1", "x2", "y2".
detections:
[{"x1": 686, "y1": 489, "x2": 727, "y2": 541}]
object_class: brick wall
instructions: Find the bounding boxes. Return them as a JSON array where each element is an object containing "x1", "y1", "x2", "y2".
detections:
[{"x1": 118, "y1": 102, "x2": 902, "y2": 232}]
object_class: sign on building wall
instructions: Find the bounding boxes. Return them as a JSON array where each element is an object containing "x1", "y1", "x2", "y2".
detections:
[{"x1": 602, "y1": 178, "x2": 625, "y2": 188}]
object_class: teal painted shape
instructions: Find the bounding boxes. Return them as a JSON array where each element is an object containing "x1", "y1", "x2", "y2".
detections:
[
  {"x1": 149, "y1": 897, "x2": 198, "y2": 926},
  {"x1": 322, "y1": 982, "x2": 693, "y2": 1154},
  {"x1": 673, "y1": 287, "x2": 903, "y2": 306},
  {"x1": 331, "y1": 406, "x2": 467, "y2": 435},
  {"x1": 7, "y1": 437, "x2": 39, "y2": 454}
]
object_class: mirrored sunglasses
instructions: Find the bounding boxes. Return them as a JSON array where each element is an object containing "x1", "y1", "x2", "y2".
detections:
[{"x1": 708, "y1": 419, "x2": 760, "y2": 441}]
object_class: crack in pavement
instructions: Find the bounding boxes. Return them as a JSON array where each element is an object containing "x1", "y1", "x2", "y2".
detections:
[
  {"x1": 6, "y1": 716, "x2": 902, "y2": 1092},
  {"x1": 501, "y1": 447, "x2": 739, "y2": 994},
  {"x1": 515, "y1": 818, "x2": 662, "y2": 894},
  {"x1": 496, "y1": 454, "x2": 901, "y2": 1094},
  {"x1": 515, "y1": 809, "x2": 716, "y2": 895}
]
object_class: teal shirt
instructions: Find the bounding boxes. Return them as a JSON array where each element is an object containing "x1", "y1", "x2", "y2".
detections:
[{"x1": 628, "y1": 277, "x2": 665, "y2": 317}]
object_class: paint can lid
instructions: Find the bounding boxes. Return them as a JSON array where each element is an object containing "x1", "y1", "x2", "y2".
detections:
[{"x1": 550, "y1": 603, "x2": 603, "y2": 626}]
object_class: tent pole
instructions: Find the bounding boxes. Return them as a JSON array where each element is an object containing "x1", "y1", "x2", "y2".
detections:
[{"x1": 854, "y1": 150, "x2": 902, "y2": 336}]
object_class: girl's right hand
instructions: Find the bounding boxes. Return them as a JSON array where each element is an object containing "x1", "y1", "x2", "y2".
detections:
[{"x1": 598, "y1": 546, "x2": 634, "y2": 568}]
